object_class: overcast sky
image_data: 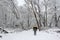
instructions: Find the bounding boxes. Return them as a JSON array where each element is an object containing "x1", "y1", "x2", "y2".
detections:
[
  {"x1": 17, "y1": 0, "x2": 25, "y2": 6},
  {"x1": 17, "y1": 0, "x2": 60, "y2": 6}
]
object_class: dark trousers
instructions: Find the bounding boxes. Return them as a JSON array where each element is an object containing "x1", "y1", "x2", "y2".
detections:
[{"x1": 34, "y1": 30, "x2": 36, "y2": 35}]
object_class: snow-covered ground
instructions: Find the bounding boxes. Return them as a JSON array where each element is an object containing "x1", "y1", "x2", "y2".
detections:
[{"x1": 0, "y1": 28, "x2": 60, "y2": 40}]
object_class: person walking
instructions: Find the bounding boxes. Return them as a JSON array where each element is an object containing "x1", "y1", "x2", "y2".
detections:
[{"x1": 33, "y1": 27, "x2": 37, "y2": 35}]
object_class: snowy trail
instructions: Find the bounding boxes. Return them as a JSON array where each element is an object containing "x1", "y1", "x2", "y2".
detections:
[{"x1": 0, "y1": 29, "x2": 60, "y2": 40}]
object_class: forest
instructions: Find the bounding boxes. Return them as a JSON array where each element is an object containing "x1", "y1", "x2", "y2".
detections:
[{"x1": 0, "y1": 0, "x2": 60, "y2": 32}]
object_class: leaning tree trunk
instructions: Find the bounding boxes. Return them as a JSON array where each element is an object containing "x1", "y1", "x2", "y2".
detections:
[{"x1": 31, "y1": 1, "x2": 40, "y2": 31}]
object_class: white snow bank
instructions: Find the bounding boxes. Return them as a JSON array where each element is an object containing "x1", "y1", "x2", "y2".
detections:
[{"x1": 0, "y1": 28, "x2": 60, "y2": 40}]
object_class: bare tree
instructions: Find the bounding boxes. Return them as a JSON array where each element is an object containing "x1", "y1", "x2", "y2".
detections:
[
  {"x1": 25, "y1": 0, "x2": 42, "y2": 31},
  {"x1": 43, "y1": 0, "x2": 49, "y2": 27},
  {"x1": 4, "y1": 14, "x2": 7, "y2": 28},
  {"x1": 10, "y1": 0, "x2": 20, "y2": 19},
  {"x1": 27, "y1": 14, "x2": 31, "y2": 29},
  {"x1": 58, "y1": 16, "x2": 60, "y2": 21},
  {"x1": 35, "y1": 0, "x2": 42, "y2": 29},
  {"x1": 20, "y1": 21, "x2": 25, "y2": 30},
  {"x1": 47, "y1": 0, "x2": 59, "y2": 27},
  {"x1": 52, "y1": 0, "x2": 58, "y2": 27},
  {"x1": 49, "y1": 14, "x2": 55, "y2": 27}
]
